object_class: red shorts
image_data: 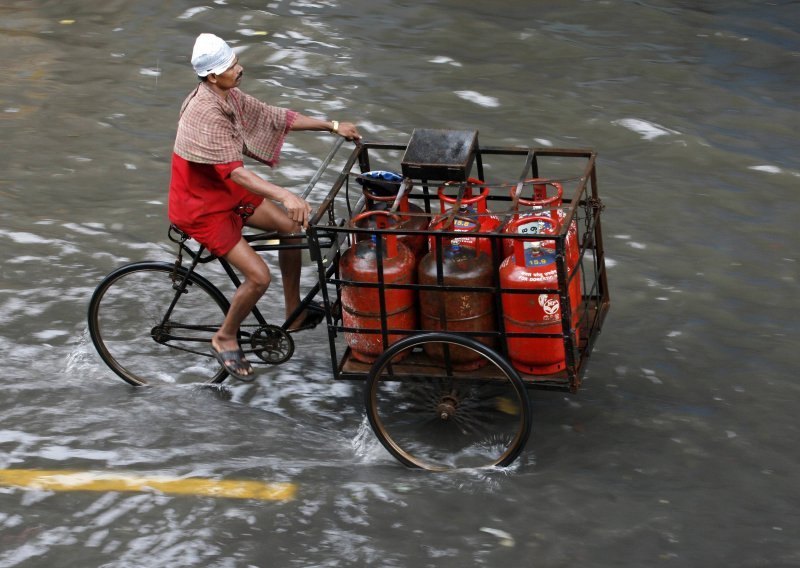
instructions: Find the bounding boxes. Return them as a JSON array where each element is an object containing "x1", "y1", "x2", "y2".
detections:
[
  {"x1": 180, "y1": 192, "x2": 263, "y2": 257},
  {"x1": 168, "y1": 154, "x2": 264, "y2": 257}
]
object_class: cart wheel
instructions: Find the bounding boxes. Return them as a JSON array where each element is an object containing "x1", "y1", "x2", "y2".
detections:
[{"x1": 364, "y1": 332, "x2": 532, "y2": 471}]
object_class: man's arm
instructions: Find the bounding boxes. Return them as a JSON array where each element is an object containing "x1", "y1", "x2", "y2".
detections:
[
  {"x1": 229, "y1": 166, "x2": 311, "y2": 228},
  {"x1": 290, "y1": 113, "x2": 361, "y2": 141}
]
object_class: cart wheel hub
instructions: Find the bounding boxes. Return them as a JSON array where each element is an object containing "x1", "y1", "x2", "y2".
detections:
[{"x1": 437, "y1": 397, "x2": 458, "y2": 421}]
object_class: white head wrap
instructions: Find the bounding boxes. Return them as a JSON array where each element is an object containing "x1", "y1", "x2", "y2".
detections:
[{"x1": 191, "y1": 33, "x2": 236, "y2": 77}]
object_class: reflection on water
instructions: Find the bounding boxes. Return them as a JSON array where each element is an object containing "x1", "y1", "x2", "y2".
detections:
[{"x1": 1, "y1": 0, "x2": 799, "y2": 566}]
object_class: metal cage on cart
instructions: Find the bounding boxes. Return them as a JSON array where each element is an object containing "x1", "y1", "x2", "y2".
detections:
[{"x1": 306, "y1": 131, "x2": 611, "y2": 469}]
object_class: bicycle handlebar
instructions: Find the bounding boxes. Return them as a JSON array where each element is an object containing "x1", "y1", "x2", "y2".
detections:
[{"x1": 301, "y1": 137, "x2": 347, "y2": 201}]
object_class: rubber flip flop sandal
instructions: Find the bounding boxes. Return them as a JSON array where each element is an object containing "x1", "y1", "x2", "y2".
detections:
[
  {"x1": 289, "y1": 301, "x2": 327, "y2": 333},
  {"x1": 210, "y1": 346, "x2": 255, "y2": 382}
]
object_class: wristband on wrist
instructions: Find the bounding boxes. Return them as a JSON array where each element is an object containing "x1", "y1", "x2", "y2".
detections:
[{"x1": 331, "y1": 120, "x2": 339, "y2": 134}]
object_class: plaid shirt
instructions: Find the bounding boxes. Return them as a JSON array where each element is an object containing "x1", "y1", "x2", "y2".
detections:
[{"x1": 173, "y1": 82, "x2": 297, "y2": 167}]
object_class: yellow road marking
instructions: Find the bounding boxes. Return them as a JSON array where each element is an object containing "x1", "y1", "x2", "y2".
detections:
[
  {"x1": 495, "y1": 396, "x2": 522, "y2": 416},
  {"x1": 0, "y1": 469, "x2": 295, "y2": 501}
]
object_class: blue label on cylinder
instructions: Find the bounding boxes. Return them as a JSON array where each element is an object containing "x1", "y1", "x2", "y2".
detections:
[
  {"x1": 453, "y1": 217, "x2": 478, "y2": 229},
  {"x1": 452, "y1": 205, "x2": 479, "y2": 229},
  {"x1": 523, "y1": 247, "x2": 555, "y2": 267}
]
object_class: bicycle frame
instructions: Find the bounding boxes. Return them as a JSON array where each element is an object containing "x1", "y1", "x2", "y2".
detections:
[{"x1": 165, "y1": 225, "x2": 338, "y2": 338}]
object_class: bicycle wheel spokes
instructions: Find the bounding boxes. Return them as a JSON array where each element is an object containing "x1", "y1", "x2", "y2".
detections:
[
  {"x1": 89, "y1": 263, "x2": 228, "y2": 386},
  {"x1": 366, "y1": 334, "x2": 531, "y2": 471}
]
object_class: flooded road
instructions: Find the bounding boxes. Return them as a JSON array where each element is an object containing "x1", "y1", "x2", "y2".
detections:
[{"x1": 1, "y1": 0, "x2": 799, "y2": 566}]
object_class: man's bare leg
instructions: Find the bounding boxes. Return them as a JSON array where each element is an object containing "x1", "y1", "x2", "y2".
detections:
[
  {"x1": 211, "y1": 238, "x2": 271, "y2": 376},
  {"x1": 278, "y1": 243, "x2": 304, "y2": 326}
]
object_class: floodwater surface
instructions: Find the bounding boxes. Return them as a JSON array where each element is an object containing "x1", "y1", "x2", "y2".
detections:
[{"x1": 1, "y1": 1, "x2": 799, "y2": 566}]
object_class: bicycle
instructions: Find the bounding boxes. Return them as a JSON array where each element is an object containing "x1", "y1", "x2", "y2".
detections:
[{"x1": 87, "y1": 225, "x2": 335, "y2": 387}]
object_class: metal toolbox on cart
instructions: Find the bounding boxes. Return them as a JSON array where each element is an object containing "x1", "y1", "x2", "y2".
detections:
[{"x1": 400, "y1": 128, "x2": 478, "y2": 181}]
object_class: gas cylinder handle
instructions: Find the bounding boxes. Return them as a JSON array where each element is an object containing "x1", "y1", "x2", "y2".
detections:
[
  {"x1": 349, "y1": 210, "x2": 401, "y2": 257},
  {"x1": 361, "y1": 178, "x2": 413, "y2": 215},
  {"x1": 512, "y1": 178, "x2": 564, "y2": 210},
  {"x1": 437, "y1": 178, "x2": 490, "y2": 214}
]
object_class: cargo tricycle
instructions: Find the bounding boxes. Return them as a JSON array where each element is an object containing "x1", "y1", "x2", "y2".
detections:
[{"x1": 88, "y1": 129, "x2": 610, "y2": 471}]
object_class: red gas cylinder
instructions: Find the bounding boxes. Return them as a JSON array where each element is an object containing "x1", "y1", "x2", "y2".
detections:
[
  {"x1": 340, "y1": 211, "x2": 418, "y2": 363},
  {"x1": 357, "y1": 170, "x2": 428, "y2": 260},
  {"x1": 437, "y1": 178, "x2": 501, "y2": 258},
  {"x1": 418, "y1": 225, "x2": 496, "y2": 370},
  {"x1": 505, "y1": 179, "x2": 583, "y2": 333},
  {"x1": 500, "y1": 216, "x2": 581, "y2": 376}
]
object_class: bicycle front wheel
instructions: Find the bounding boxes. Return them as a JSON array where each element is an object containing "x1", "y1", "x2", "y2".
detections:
[
  {"x1": 88, "y1": 262, "x2": 229, "y2": 386},
  {"x1": 365, "y1": 333, "x2": 532, "y2": 471}
]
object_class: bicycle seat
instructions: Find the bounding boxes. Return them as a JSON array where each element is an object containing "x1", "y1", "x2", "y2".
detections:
[{"x1": 169, "y1": 224, "x2": 191, "y2": 243}]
